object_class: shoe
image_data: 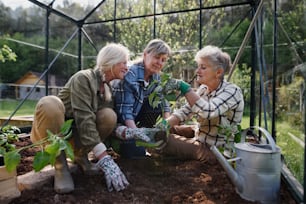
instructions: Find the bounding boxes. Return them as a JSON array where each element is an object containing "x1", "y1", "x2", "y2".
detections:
[
  {"x1": 54, "y1": 151, "x2": 74, "y2": 194},
  {"x1": 74, "y1": 155, "x2": 99, "y2": 175}
]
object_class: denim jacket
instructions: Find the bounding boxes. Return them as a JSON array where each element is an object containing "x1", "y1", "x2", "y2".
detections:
[{"x1": 112, "y1": 63, "x2": 170, "y2": 124}]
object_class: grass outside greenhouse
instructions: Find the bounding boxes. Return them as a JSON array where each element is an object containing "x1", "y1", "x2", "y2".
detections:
[
  {"x1": 0, "y1": 99, "x2": 36, "y2": 116},
  {"x1": 0, "y1": 99, "x2": 304, "y2": 185}
]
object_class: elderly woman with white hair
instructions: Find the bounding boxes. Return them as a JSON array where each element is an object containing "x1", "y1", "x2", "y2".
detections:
[
  {"x1": 31, "y1": 43, "x2": 130, "y2": 193},
  {"x1": 162, "y1": 45, "x2": 244, "y2": 161}
]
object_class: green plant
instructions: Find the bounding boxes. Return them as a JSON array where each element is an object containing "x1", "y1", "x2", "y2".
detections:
[
  {"x1": 0, "y1": 119, "x2": 74, "y2": 172},
  {"x1": 0, "y1": 125, "x2": 20, "y2": 156},
  {"x1": 147, "y1": 72, "x2": 200, "y2": 132},
  {"x1": 147, "y1": 72, "x2": 179, "y2": 133},
  {"x1": 217, "y1": 124, "x2": 242, "y2": 157},
  {"x1": 148, "y1": 73, "x2": 178, "y2": 105},
  {"x1": 0, "y1": 44, "x2": 17, "y2": 63}
]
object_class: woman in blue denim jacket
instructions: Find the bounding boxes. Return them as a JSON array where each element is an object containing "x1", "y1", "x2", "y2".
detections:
[{"x1": 112, "y1": 39, "x2": 171, "y2": 157}]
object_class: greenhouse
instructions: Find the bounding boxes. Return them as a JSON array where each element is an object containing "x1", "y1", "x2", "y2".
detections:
[{"x1": 0, "y1": 0, "x2": 305, "y2": 203}]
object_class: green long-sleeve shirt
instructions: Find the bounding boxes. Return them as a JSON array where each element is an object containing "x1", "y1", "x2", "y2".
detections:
[{"x1": 58, "y1": 68, "x2": 113, "y2": 150}]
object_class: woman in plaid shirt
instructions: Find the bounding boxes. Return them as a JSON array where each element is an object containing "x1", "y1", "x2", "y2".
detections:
[{"x1": 163, "y1": 45, "x2": 244, "y2": 161}]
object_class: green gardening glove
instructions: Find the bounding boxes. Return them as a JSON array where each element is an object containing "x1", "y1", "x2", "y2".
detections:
[{"x1": 163, "y1": 78, "x2": 191, "y2": 95}]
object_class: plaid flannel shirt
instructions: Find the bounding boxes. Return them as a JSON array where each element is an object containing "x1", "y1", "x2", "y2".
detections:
[
  {"x1": 173, "y1": 80, "x2": 244, "y2": 146},
  {"x1": 112, "y1": 63, "x2": 170, "y2": 124}
]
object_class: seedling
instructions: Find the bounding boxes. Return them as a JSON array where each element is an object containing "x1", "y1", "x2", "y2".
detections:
[
  {"x1": 0, "y1": 120, "x2": 74, "y2": 172},
  {"x1": 218, "y1": 124, "x2": 242, "y2": 158}
]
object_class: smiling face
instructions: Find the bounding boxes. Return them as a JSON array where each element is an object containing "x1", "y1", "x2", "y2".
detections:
[
  {"x1": 104, "y1": 60, "x2": 128, "y2": 81},
  {"x1": 97, "y1": 43, "x2": 130, "y2": 82},
  {"x1": 196, "y1": 57, "x2": 223, "y2": 91},
  {"x1": 143, "y1": 52, "x2": 168, "y2": 79},
  {"x1": 112, "y1": 60, "x2": 128, "y2": 79}
]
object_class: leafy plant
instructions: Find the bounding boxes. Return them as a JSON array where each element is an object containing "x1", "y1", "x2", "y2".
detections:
[
  {"x1": 217, "y1": 124, "x2": 242, "y2": 157},
  {"x1": 0, "y1": 125, "x2": 20, "y2": 155},
  {"x1": 148, "y1": 72, "x2": 179, "y2": 132},
  {"x1": 148, "y1": 72, "x2": 197, "y2": 135},
  {"x1": 148, "y1": 72, "x2": 178, "y2": 106},
  {"x1": 0, "y1": 119, "x2": 74, "y2": 172},
  {"x1": 0, "y1": 44, "x2": 17, "y2": 63}
]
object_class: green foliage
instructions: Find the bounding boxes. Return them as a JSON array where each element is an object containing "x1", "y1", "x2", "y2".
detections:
[
  {"x1": 147, "y1": 72, "x2": 178, "y2": 134},
  {"x1": 0, "y1": 119, "x2": 74, "y2": 172},
  {"x1": 0, "y1": 0, "x2": 304, "y2": 86},
  {"x1": 279, "y1": 0, "x2": 306, "y2": 46},
  {"x1": 230, "y1": 63, "x2": 251, "y2": 105},
  {"x1": 148, "y1": 73, "x2": 179, "y2": 108},
  {"x1": 0, "y1": 44, "x2": 17, "y2": 63},
  {"x1": 0, "y1": 125, "x2": 20, "y2": 154},
  {"x1": 276, "y1": 121, "x2": 304, "y2": 184},
  {"x1": 218, "y1": 124, "x2": 242, "y2": 144},
  {"x1": 148, "y1": 72, "x2": 181, "y2": 108},
  {"x1": 217, "y1": 124, "x2": 242, "y2": 157},
  {"x1": 276, "y1": 77, "x2": 303, "y2": 129}
]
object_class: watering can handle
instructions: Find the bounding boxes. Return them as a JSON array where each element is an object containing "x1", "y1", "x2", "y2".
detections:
[{"x1": 243, "y1": 126, "x2": 277, "y2": 152}]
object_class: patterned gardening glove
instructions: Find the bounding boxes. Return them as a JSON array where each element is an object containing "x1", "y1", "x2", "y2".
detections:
[
  {"x1": 134, "y1": 128, "x2": 168, "y2": 149},
  {"x1": 126, "y1": 128, "x2": 155, "y2": 142},
  {"x1": 96, "y1": 155, "x2": 129, "y2": 192},
  {"x1": 116, "y1": 126, "x2": 151, "y2": 142},
  {"x1": 163, "y1": 78, "x2": 191, "y2": 95},
  {"x1": 139, "y1": 128, "x2": 165, "y2": 142}
]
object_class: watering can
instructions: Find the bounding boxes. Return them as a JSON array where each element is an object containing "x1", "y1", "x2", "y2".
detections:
[{"x1": 211, "y1": 126, "x2": 281, "y2": 204}]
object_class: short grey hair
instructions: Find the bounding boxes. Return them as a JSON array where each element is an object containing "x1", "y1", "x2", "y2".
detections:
[
  {"x1": 96, "y1": 43, "x2": 129, "y2": 72},
  {"x1": 195, "y1": 45, "x2": 231, "y2": 73}
]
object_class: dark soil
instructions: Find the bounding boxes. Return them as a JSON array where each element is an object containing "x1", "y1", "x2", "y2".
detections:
[{"x1": 10, "y1": 136, "x2": 297, "y2": 204}]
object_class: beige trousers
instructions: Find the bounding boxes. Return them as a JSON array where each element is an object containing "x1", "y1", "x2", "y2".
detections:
[
  {"x1": 163, "y1": 125, "x2": 210, "y2": 161},
  {"x1": 31, "y1": 95, "x2": 116, "y2": 152}
]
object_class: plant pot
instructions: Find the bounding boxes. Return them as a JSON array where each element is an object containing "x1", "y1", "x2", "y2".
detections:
[{"x1": 0, "y1": 165, "x2": 21, "y2": 204}]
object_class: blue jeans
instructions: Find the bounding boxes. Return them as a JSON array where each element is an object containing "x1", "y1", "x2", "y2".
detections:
[{"x1": 119, "y1": 139, "x2": 146, "y2": 158}]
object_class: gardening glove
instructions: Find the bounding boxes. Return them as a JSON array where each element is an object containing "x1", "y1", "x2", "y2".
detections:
[
  {"x1": 134, "y1": 128, "x2": 168, "y2": 150},
  {"x1": 163, "y1": 78, "x2": 191, "y2": 95},
  {"x1": 138, "y1": 128, "x2": 165, "y2": 141},
  {"x1": 96, "y1": 155, "x2": 129, "y2": 192},
  {"x1": 116, "y1": 126, "x2": 152, "y2": 142}
]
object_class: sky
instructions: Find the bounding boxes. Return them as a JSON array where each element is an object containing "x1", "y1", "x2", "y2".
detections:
[
  {"x1": 1, "y1": 0, "x2": 32, "y2": 9},
  {"x1": 1, "y1": 0, "x2": 101, "y2": 10}
]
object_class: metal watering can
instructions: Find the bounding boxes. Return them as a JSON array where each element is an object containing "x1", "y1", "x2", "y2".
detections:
[{"x1": 211, "y1": 126, "x2": 281, "y2": 204}]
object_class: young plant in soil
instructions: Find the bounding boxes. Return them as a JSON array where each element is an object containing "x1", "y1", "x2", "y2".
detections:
[
  {"x1": 217, "y1": 124, "x2": 242, "y2": 158},
  {"x1": 0, "y1": 119, "x2": 74, "y2": 172}
]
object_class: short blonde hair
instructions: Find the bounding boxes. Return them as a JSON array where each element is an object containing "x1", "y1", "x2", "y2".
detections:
[
  {"x1": 195, "y1": 45, "x2": 231, "y2": 73},
  {"x1": 96, "y1": 43, "x2": 129, "y2": 72}
]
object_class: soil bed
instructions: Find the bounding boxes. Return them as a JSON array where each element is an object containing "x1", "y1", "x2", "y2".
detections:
[{"x1": 10, "y1": 136, "x2": 297, "y2": 204}]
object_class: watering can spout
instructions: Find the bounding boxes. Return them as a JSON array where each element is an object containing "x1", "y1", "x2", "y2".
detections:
[{"x1": 211, "y1": 146, "x2": 243, "y2": 192}]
